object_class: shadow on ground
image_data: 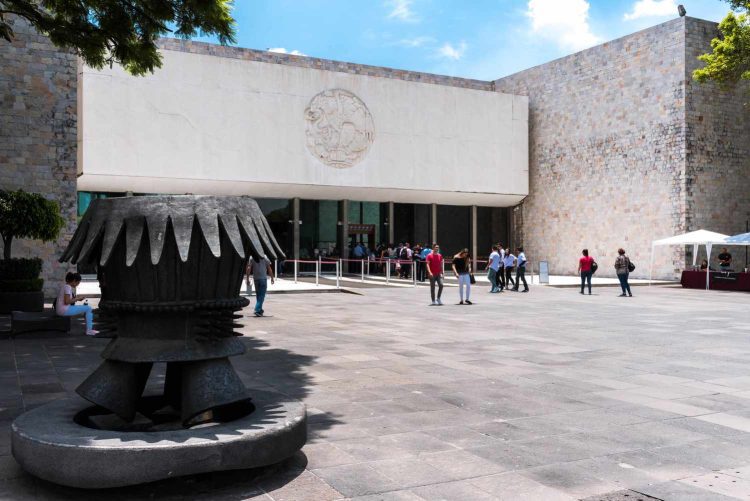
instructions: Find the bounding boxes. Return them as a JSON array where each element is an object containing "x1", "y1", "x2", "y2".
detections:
[{"x1": 0, "y1": 310, "x2": 342, "y2": 499}]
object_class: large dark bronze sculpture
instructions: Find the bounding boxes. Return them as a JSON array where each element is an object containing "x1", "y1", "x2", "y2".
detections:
[
  {"x1": 60, "y1": 195, "x2": 284, "y2": 425},
  {"x1": 11, "y1": 195, "x2": 307, "y2": 489}
]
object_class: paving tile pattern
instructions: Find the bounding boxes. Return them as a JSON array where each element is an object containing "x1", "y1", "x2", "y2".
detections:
[{"x1": 0, "y1": 285, "x2": 749, "y2": 499}]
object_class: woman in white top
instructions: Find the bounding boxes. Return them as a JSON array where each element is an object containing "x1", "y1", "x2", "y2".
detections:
[{"x1": 56, "y1": 272, "x2": 98, "y2": 336}]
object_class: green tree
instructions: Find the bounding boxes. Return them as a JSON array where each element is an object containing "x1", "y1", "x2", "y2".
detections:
[
  {"x1": 0, "y1": 190, "x2": 65, "y2": 260},
  {"x1": 0, "y1": 0, "x2": 235, "y2": 76},
  {"x1": 693, "y1": 1, "x2": 750, "y2": 87}
]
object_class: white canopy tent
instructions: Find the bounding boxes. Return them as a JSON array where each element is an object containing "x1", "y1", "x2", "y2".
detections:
[{"x1": 650, "y1": 230, "x2": 730, "y2": 289}]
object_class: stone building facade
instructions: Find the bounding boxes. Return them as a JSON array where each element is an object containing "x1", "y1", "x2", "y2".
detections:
[
  {"x1": 1, "y1": 15, "x2": 746, "y2": 292},
  {"x1": 0, "y1": 17, "x2": 78, "y2": 296},
  {"x1": 494, "y1": 16, "x2": 749, "y2": 278}
]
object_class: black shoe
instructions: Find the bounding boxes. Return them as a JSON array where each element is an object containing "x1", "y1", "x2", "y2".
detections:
[
  {"x1": 580, "y1": 291, "x2": 584, "y2": 294},
  {"x1": 458, "y1": 301, "x2": 464, "y2": 305},
  {"x1": 522, "y1": 289, "x2": 529, "y2": 293},
  {"x1": 628, "y1": 293, "x2": 633, "y2": 297},
  {"x1": 465, "y1": 300, "x2": 473, "y2": 305},
  {"x1": 619, "y1": 293, "x2": 627, "y2": 297}
]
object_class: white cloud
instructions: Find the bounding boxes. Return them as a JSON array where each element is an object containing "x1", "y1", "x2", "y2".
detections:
[
  {"x1": 386, "y1": 0, "x2": 418, "y2": 22},
  {"x1": 527, "y1": 0, "x2": 601, "y2": 51},
  {"x1": 436, "y1": 41, "x2": 467, "y2": 60},
  {"x1": 396, "y1": 36, "x2": 435, "y2": 47},
  {"x1": 623, "y1": 0, "x2": 677, "y2": 21},
  {"x1": 267, "y1": 47, "x2": 307, "y2": 57}
]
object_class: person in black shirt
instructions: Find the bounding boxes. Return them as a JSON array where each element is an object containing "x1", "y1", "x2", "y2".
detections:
[{"x1": 718, "y1": 248, "x2": 732, "y2": 270}]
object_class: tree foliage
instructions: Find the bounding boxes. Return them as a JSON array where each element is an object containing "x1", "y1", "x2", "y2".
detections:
[
  {"x1": 693, "y1": 1, "x2": 750, "y2": 87},
  {"x1": 0, "y1": 190, "x2": 65, "y2": 260},
  {"x1": 0, "y1": 0, "x2": 236, "y2": 75}
]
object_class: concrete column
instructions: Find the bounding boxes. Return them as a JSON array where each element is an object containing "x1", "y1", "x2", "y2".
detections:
[
  {"x1": 431, "y1": 203, "x2": 437, "y2": 246},
  {"x1": 471, "y1": 205, "x2": 478, "y2": 272},
  {"x1": 341, "y1": 200, "x2": 349, "y2": 273},
  {"x1": 292, "y1": 198, "x2": 300, "y2": 261},
  {"x1": 387, "y1": 202, "x2": 394, "y2": 243}
]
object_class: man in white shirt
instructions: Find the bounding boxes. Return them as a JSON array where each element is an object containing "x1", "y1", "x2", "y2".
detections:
[
  {"x1": 503, "y1": 251, "x2": 516, "y2": 289},
  {"x1": 497, "y1": 243, "x2": 506, "y2": 291},
  {"x1": 486, "y1": 245, "x2": 501, "y2": 293},
  {"x1": 513, "y1": 247, "x2": 529, "y2": 292}
]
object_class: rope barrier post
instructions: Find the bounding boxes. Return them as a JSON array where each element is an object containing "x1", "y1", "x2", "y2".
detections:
[
  {"x1": 367, "y1": 257, "x2": 370, "y2": 277},
  {"x1": 386, "y1": 259, "x2": 390, "y2": 284},
  {"x1": 413, "y1": 262, "x2": 417, "y2": 287},
  {"x1": 361, "y1": 259, "x2": 365, "y2": 282},
  {"x1": 316, "y1": 257, "x2": 320, "y2": 286},
  {"x1": 294, "y1": 260, "x2": 298, "y2": 284},
  {"x1": 274, "y1": 259, "x2": 278, "y2": 280},
  {"x1": 336, "y1": 260, "x2": 340, "y2": 289}
]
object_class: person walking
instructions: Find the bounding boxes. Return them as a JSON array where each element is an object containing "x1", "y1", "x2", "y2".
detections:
[
  {"x1": 513, "y1": 247, "x2": 529, "y2": 292},
  {"x1": 399, "y1": 243, "x2": 413, "y2": 279},
  {"x1": 503, "y1": 249, "x2": 516, "y2": 289},
  {"x1": 426, "y1": 244, "x2": 445, "y2": 305},
  {"x1": 452, "y1": 248, "x2": 473, "y2": 304},
  {"x1": 249, "y1": 255, "x2": 275, "y2": 316},
  {"x1": 578, "y1": 248, "x2": 594, "y2": 295},
  {"x1": 486, "y1": 245, "x2": 501, "y2": 293},
  {"x1": 497, "y1": 243, "x2": 506, "y2": 291},
  {"x1": 614, "y1": 248, "x2": 633, "y2": 297},
  {"x1": 56, "y1": 272, "x2": 98, "y2": 336}
]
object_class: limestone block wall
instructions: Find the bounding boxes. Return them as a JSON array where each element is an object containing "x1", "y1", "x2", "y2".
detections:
[
  {"x1": 684, "y1": 18, "x2": 750, "y2": 269},
  {"x1": 494, "y1": 18, "x2": 691, "y2": 279},
  {"x1": 0, "y1": 17, "x2": 78, "y2": 296}
]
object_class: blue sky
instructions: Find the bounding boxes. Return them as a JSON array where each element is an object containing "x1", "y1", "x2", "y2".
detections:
[{"x1": 195, "y1": 0, "x2": 733, "y2": 80}]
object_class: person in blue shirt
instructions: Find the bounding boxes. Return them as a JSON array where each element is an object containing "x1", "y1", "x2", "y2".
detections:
[
  {"x1": 503, "y1": 250, "x2": 516, "y2": 289},
  {"x1": 486, "y1": 245, "x2": 501, "y2": 293},
  {"x1": 513, "y1": 247, "x2": 529, "y2": 292}
]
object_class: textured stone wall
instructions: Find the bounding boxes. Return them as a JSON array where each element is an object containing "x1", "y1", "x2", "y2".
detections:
[
  {"x1": 684, "y1": 18, "x2": 750, "y2": 269},
  {"x1": 495, "y1": 18, "x2": 692, "y2": 279},
  {"x1": 0, "y1": 17, "x2": 78, "y2": 296}
]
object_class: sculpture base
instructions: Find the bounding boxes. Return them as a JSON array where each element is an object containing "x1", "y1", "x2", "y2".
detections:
[{"x1": 11, "y1": 391, "x2": 306, "y2": 489}]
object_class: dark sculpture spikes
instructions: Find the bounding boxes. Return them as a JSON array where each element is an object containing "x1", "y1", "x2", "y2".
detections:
[{"x1": 60, "y1": 196, "x2": 285, "y2": 426}]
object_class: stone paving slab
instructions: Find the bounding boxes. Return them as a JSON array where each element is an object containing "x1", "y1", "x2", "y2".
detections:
[{"x1": 0, "y1": 284, "x2": 748, "y2": 499}]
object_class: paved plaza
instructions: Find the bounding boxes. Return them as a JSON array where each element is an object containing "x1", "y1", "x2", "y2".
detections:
[{"x1": 1, "y1": 284, "x2": 749, "y2": 499}]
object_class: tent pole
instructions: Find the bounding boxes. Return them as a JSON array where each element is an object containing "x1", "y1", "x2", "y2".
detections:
[
  {"x1": 705, "y1": 243, "x2": 712, "y2": 290},
  {"x1": 649, "y1": 243, "x2": 654, "y2": 286}
]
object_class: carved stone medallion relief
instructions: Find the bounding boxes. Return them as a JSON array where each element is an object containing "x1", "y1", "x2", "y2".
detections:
[{"x1": 304, "y1": 89, "x2": 374, "y2": 168}]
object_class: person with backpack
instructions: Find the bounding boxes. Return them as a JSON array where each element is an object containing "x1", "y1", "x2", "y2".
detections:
[
  {"x1": 399, "y1": 243, "x2": 412, "y2": 279},
  {"x1": 614, "y1": 248, "x2": 634, "y2": 297},
  {"x1": 577, "y1": 248, "x2": 595, "y2": 295}
]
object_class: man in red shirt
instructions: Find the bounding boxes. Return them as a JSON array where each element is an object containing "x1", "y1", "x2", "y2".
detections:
[{"x1": 426, "y1": 244, "x2": 444, "y2": 305}]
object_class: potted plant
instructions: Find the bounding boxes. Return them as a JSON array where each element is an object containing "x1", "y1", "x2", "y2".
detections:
[{"x1": 0, "y1": 190, "x2": 65, "y2": 313}]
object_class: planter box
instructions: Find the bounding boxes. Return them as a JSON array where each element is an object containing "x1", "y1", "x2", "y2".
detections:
[{"x1": 0, "y1": 291, "x2": 44, "y2": 314}]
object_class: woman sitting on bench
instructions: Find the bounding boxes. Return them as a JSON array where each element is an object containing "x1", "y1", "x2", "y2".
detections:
[{"x1": 56, "y1": 272, "x2": 98, "y2": 336}]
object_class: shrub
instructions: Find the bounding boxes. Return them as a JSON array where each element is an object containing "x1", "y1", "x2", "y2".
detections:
[
  {"x1": 0, "y1": 278, "x2": 44, "y2": 292},
  {"x1": 0, "y1": 258, "x2": 43, "y2": 280}
]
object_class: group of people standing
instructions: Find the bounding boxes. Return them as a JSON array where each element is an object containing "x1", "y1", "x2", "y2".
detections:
[
  {"x1": 424, "y1": 243, "x2": 529, "y2": 306},
  {"x1": 577, "y1": 248, "x2": 634, "y2": 297}
]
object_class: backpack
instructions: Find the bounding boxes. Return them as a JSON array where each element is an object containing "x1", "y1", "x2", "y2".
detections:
[
  {"x1": 627, "y1": 258, "x2": 636, "y2": 272},
  {"x1": 591, "y1": 260, "x2": 599, "y2": 274},
  {"x1": 400, "y1": 247, "x2": 409, "y2": 260}
]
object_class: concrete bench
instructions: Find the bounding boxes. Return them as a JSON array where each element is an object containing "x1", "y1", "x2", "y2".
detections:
[{"x1": 11, "y1": 311, "x2": 71, "y2": 335}]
